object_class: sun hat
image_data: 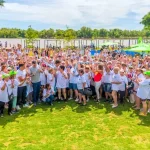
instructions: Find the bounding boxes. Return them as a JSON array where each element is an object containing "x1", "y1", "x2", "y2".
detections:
[
  {"x1": 2, "y1": 74, "x2": 10, "y2": 79},
  {"x1": 9, "y1": 70, "x2": 17, "y2": 76},
  {"x1": 144, "y1": 71, "x2": 150, "y2": 76}
]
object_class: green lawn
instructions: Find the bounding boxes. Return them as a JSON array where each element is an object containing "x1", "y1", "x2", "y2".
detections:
[{"x1": 0, "y1": 100, "x2": 150, "y2": 150}]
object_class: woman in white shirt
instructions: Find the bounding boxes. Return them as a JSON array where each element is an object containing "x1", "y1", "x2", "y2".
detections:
[
  {"x1": 119, "y1": 70, "x2": 128, "y2": 104},
  {"x1": 133, "y1": 68, "x2": 145, "y2": 110},
  {"x1": 77, "y1": 69, "x2": 87, "y2": 106},
  {"x1": 7, "y1": 71, "x2": 19, "y2": 113},
  {"x1": 56, "y1": 65, "x2": 68, "y2": 102},
  {"x1": 0, "y1": 74, "x2": 10, "y2": 117},
  {"x1": 137, "y1": 71, "x2": 150, "y2": 116},
  {"x1": 111, "y1": 67, "x2": 122, "y2": 108}
]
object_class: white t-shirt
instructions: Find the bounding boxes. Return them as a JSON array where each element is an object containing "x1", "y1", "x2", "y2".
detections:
[
  {"x1": 84, "y1": 72, "x2": 91, "y2": 87},
  {"x1": 69, "y1": 68, "x2": 78, "y2": 84},
  {"x1": 16, "y1": 69, "x2": 27, "y2": 87},
  {"x1": 40, "y1": 72, "x2": 47, "y2": 86},
  {"x1": 47, "y1": 73, "x2": 55, "y2": 88},
  {"x1": 0, "y1": 80, "x2": 9, "y2": 103},
  {"x1": 7, "y1": 79, "x2": 19, "y2": 97},
  {"x1": 111, "y1": 73, "x2": 121, "y2": 91},
  {"x1": 137, "y1": 79, "x2": 150, "y2": 99},
  {"x1": 119, "y1": 75, "x2": 128, "y2": 91},
  {"x1": 42, "y1": 88, "x2": 54, "y2": 102},
  {"x1": 56, "y1": 71, "x2": 68, "y2": 89},
  {"x1": 102, "y1": 71, "x2": 113, "y2": 84},
  {"x1": 77, "y1": 75, "x2": 88, "y2": 90},
  {"x1": 134, "y1": 73, "x2": 145, "y2": 92}
]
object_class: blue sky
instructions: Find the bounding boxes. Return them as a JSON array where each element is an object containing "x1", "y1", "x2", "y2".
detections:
[{"x1": 0, "y1": 0, "x2": 150, "y2": 30}]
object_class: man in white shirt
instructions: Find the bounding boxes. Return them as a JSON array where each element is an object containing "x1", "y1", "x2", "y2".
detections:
[
  {"x1": 16, "y1": 63, "x2": 28, "y2": 109},
  {"x1": 102, "y1": 67, "x2": 113, "y2": 102}
]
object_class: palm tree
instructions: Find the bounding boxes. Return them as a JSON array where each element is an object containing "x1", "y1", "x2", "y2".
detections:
[{"x1": 0, "y1": 0, "x2": 5, "y2": 7}]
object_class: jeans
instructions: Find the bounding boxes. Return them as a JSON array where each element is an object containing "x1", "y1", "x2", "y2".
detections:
[
  {"x1": 17, "y1": 86, "x2": 27, "y2": 105},
  {"x1": 12, "y1": 96, "x2": 17, "y2": 109},
  {"x1": 0, "y1": 101, "x2": 5, "y2": 115},
  {"x1": 46, "y1": 95, "x2": 54, "y2": 104},
  {"x1": 119, "y1": 91, "x2": 125, "y2": 103},
  {"x1": 94, "y1": 81, "x2": 101, "y2": 99},
  {"x1": 0, "y1": 101, "x2": 12, "y2": 115},
  {"x1": 32, "y1": 81, "x2": 41, "y2": 103}
]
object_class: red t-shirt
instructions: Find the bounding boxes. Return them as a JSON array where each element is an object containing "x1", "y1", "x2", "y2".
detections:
[{"x1": 94, "y1": 72, "x2": 102, "y2": 82}]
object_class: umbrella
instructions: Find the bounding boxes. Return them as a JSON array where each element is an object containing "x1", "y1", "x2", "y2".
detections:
[
  {"x1": 99, "y1": 42, "x2": 118, "y2": 46},
  {"x1": 131, "y1": 43, "x2": 149, "y2": 48},
  {"x1": 128, "y1": 46, "x2": 150, "y2": 52}
]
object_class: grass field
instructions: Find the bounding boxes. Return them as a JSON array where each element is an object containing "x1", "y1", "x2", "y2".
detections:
[{"x1": 0, "y1": 100, "x2": 150, "y2": 150}]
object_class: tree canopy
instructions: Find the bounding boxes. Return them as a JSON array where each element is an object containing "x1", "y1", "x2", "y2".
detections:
[
  {"x1": 0, "y1": 0, "x2": 5, "y2": 7},
  {"x1": 141, "y1": 12, "x2": 150, "y2": 30},
  {"x1": 0, "y1": 27, "x2": 149, "y2": 39}
]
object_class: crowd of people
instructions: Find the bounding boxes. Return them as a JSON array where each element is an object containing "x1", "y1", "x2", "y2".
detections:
[{"x1": 0, "y1": 46, "x2": 150, "y2": 118}]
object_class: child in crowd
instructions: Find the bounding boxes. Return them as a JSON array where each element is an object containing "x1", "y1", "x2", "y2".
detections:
[{"x1": 42, "y1": 84, "x2": 54, "y2": 105}]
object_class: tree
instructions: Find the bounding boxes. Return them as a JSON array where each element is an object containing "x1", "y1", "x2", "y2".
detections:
[
  {"x1": 39, "y1": 28, "x2": 54, "y2": 38},
  {"x1": 64, "y1": 28, "x2": 76, "y2": 47},
  {"x1": 141, "y1": 12, "x2": 150, "y2": 30},
  {"x1": 99, "y1": 29, "x2": 108, "y2": 38},
  {"x1": 55, "y1": 29, "x2": 64, "y2": 39},
  {"x1": 25, "y1": 26, "x2": 38, "y2": 48},
  {"x1": 0, "y1": 0, "x2": 5, "y2": 7}
]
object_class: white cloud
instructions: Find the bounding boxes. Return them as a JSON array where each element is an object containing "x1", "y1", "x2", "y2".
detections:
[{"x1": 0, "y1": 0, "x2": 150, "y2": 28}]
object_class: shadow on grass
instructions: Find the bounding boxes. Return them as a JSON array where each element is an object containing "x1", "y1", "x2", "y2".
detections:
[{"x1": 0, "y1": 99, "x2": 150, "y2": 127}]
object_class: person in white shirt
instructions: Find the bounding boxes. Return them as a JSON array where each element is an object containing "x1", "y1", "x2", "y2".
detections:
[
  {"x1": 111, "y1": 67, "x2": 122, "y2": 108},
  {"x1": 102, "y1": 67, "x2": 113, "y2": 102},
  {"x1": 40, "y1": 64, "x2": 47, "y2": 87},
  {"x1": 133, "y1": 68, "x2": 145, "y2": 110},
  {"x1": 7, "y1": 70, "x2": 19, "y2": 114},
  {"x1": 68, "y1": 64, "x2": 79, "y2": 101},
  {"x1": 16, "y1": 63, "x2": 28, "y2": 110},
  {"x1": 42, "y1": 84, "x2": 54, "y2": 105},
  {"x1": 0, "y1": 74, "x2": 10, "y2": 117},
  {"x1": 119, "y1": 70, "x2": 128, "y2": 104},
  {"x1": 77, "y1": 69, "x2": 87, "y2": 106},
  {"x1": 47, "y1": 68, "x2": 55, "y2": 90},
  {"x1": 137, "y1": 71, "x2": 150, "y2": 116},
  {"x1": 56, "y1": 65, "x2": 68, "y2": 102}
]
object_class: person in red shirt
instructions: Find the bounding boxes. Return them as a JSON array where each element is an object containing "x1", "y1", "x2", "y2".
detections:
[{"x1": 93, "y1": 64, "x2": 103, "y2": 102}]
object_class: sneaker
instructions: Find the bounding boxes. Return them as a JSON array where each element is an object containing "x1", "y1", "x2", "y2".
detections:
[
  {"x1": 16, "y1": 105, "x2": 21, "y2": 110},
  {"x1": 8, "y1": 112, "x2": 13, "y2": 116},
  {"x1": 68, "y1": 97, "x2": 73, "y2": 100},
  {"x1": 140, "y1": 108, "x2": 143, "y2": 112},
  {"x1": 148, "y1": 109, "x2": 150, "y2": 113},
  {"x1": 23, "y1": 104, "x2": 29, "y2": 108},
  {"x1": 126, "y1": 98, "x2": 130, "y2": 102},
  {"x1": 139, "y1": 112, "x2": 147, "y2": 116},
  {"x1": 75, "y1": 98, "x2": 79, "y2": 102},
  {"x1": 112, "y1": 104, "x2": 118, "y2": 108},
  {"x1": 82, "y1": 103, "x2": 87, "y2": 106},
  {"x1": 0, "y1": 114, "x2": 4, "y2": 118},
  {"x1": 12, "y1": 111, "x2": 16, "y2": 114},
  {"x1": 34, "y1": 103, "x2": 37, "y2": 107},
  {"x1": 134, "y1": 107, "x2": 140, "y2": 110},
  {"x1": 96, "y1": 99, "x2": 100, "y2": 103},
  {"x1": 87, "y1": 97, "x2": 89, "y2": 102}
]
